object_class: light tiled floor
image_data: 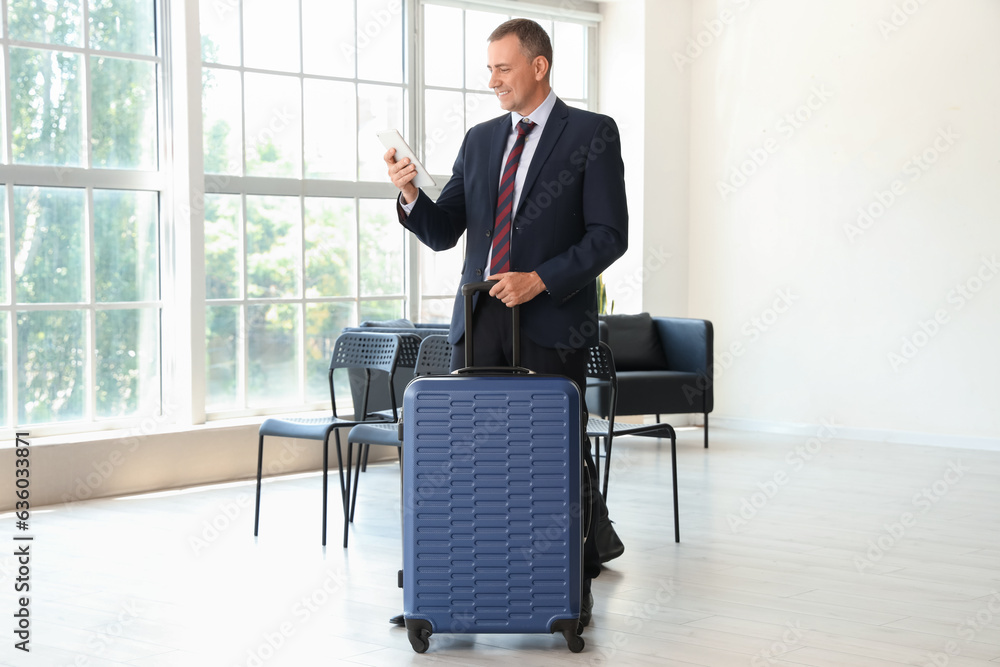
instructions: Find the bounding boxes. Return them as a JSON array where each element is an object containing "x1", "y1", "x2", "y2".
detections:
[{"x1": 2, "y1": 428, "x2": 1000, "y2": 666}]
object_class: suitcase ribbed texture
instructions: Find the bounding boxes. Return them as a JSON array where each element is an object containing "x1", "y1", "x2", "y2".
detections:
[{"x1": 402, "y1": 375, "x2": 582, "y2": 635}]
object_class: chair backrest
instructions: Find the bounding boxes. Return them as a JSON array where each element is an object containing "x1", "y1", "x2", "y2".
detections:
[
  {"x1": 586, "y1": 342, "x2": 617, "y2": 384},
  {"x1": 328, "y1": 332, "x2": 401, "y2": 419},
  {"x1": 395, "y1": 333, "x2": 423, "y2": 371},
  {"x1": 586, "y1": 342, "x2": 619, "y2": 421},
  {"x1": 328, "y1": 331, "x2": 400, "y2": 372},
  {"x1": 414, "y1": 335, "x2": 453, "y2": 376}
]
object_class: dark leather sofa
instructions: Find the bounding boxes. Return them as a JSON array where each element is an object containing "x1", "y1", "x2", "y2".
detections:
[{"x1": 585, "y1": 313, "x2": 714, "y2": 447}]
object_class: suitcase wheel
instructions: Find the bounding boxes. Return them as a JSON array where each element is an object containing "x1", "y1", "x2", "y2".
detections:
[
  {"x1": 564, "y1": 628, "x2": 585, "y2": 653},
  {"x1": 407, "y1": 625, "x2": 431, "y2": 653}
]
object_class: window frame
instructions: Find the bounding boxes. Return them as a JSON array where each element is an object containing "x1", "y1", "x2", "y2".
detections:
[
  {"x1": 0, "y1": 0, "x2": 168, "y2": 438},
  {"x1": 199, "y1": 0, "x2": 413, "y2": 419}
]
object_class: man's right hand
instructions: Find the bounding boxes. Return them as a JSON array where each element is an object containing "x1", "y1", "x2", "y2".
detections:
[{"x1": 384, "y1": 148, "x2": 419, "y2": 205}]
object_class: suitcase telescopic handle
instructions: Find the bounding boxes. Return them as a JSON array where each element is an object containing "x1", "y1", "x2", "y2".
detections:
[{"x1": 461, "y1": 281, "x2": 522, "y2": 369}]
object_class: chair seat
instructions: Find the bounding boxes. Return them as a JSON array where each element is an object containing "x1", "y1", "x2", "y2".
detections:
[
  {"x1": 348, "y1": 422, "x2": 401, "y2": 447},
  {"x1": 259, "y1": 415, "x2": 391, "y2": 441},
  {"x1": 586, "y1": 417, "x2": 674, "y2": 439}
]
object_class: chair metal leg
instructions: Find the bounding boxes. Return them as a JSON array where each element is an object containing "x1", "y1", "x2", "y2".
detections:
[
  {"x1": 671, "y1": 429, "x2": 679, "y2": 543},
  {"x1": 349, "y1": 442, "x2": 364, "y2": 524},
  {"x1": 361, "y1": 443, "x2": 370, "y2": 472},
  {"x1": 254, "y1": 435, "x2": 265, "y2": 537},
  {"x1": 343, "y1": 440, "x2": 353, "y2": 548},
  {"x1": 602, "y1": 437, "x2": 613, "y2": 499},
  {"x1": 704, "y1": 412, "x2": 709, "y2": 448},
  {"x1": 322, "y1": 437, "x2": 329, "y2": 547},
  {"x1": 591, "y1": 436, "x2": 601, "y2": 497},
  {"x1": 335, "y1": 430, "x2": 347, "y2": 503}
]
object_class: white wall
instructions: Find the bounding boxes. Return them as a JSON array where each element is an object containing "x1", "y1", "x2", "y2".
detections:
[
  {"x1": 599, "y1": 0, "x2": 692, "y2": 317},
  {"x1": 684, "y1": 0, "x2": 1000, "y2": 444}
]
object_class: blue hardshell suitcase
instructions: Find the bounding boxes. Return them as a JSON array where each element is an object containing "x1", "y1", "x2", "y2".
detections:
[{"x1": 400, "y1": 282, "x2": 585, "y2": 653}]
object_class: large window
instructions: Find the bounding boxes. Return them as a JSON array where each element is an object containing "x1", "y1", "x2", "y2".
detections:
[
  {"x1": 0, "y1": 0, "x2": 597, "y2": 432},
  {"x1": 200, "y1": 0, "x2": 410, "y2": 413},
  {"x1": 0, "y1": 0, "x2": 162, "y2": 430}
]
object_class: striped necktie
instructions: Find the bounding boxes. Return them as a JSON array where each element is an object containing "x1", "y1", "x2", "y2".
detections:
[{"x1": 490, "y1": 119, "x2": 536, "y2": 276}]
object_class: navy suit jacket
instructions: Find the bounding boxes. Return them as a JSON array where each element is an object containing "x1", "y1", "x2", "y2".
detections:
[{"x1": 400, "y1": 98, "x2": 628, "y2": 350}]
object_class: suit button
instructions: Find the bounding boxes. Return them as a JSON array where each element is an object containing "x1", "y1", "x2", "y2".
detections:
[
  {"x1": 475, "y1": 269, "x2": 483, "y2": 276},
  {"x1": 485, "y1": 230, "x2": 492, "y2": 237}
]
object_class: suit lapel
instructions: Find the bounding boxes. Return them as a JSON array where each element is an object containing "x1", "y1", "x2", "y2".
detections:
[
  {"x1": 517, "y1": 98, "x2": 569, "y2": 217},
  {"x1": 489, "y1": 114, "x2": 511, "y2": 217}
]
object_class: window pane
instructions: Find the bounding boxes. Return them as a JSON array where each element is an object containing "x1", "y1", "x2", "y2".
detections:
[
  {"x1": 96, "y1": 308, "x2": 159, "y2": 418},
  {"x1": 206, "y1": 304, "x2": 239, "y2": 411},
  {"x1": 358, "y1": 199, "x2": 403, "y2": 296},
  {"x1": 304, "y1": 80, "x2": 356, "y2": 181},
  {"x1": 91, "y1": 55, "x2": 157, "y2": 169},
  {"x1": 419, "y1": 298, "x2": 452, "y2": 325},
  {"x1": 302, "y1": 0, "x2": 354, "y2": 77},
  {"x1": 202, "y1": 67, "x2": 242, "y2": 175},
  {"x1": 199, "y1": 0, "x2": 240, "y2": 65},
  {"x1": 360, "y1": 299, "x2": 402, "y2": 323},
  {"x1": 248, "y1": 304, "x2": 300, "y2": 407},
  {"x1": 466, "y1": 92, "x2": 499, "y2": 131},
  {"x1": 357, "y1": 84, "x2": 403, "y2": 181},
  {"x1": 306, "y1": 302, "x2": 353, "y2": 403},
  {"x1": 356, "y1": 0, "x2": 402, "y2": 84},
  {"x1": 553, "y1": 22, "x2": 585, "y2": 100},
  {"x1": 423, "y1": 4, "x2": 462, "y2": 88},
  {"x1": 205, "y1": 193, "x2": 242, "y2": 300},
  {"x1": 89, "y1": 0, "x2": 155, "y2": 55},
  {"x1": 8, "y1": 0, "x2": 83, "y2": 47},
  {"x1": 0, "y1": 312, "x2": 7, "y2": 427},
  {"x1": 0, "y1": 187, "x2": 6, "y2": 303},
  {"x1": 14, "y1": 186, "x2": 86, "y2": 304},
  {"x1": 244, "y1": 73, "x2": 301, "y2": 178},
  {"x1": 94, "y1": 189, "x2": 158, "y2": 302},
  {"x1": 17, "y1": 310, "x2": 85, "y2": 424},
  {"x1": 424, "y1": 89, "x2": 464, "y2": 175},
  {"x1": 305, "y1": 197, "x2": 356, "y2": 298},
  {"x1": 246, "y1": 195, "x2": 301, "y2": 298},
  {"x1": 0, "y1": 57, "x2": 7, "y2": 164},
  {"x1": 465, "y1": 10, "x2": 505, "y2": 91},
  {"x1": 10, "y1": 48, "x2": 85, "y2": 166},
  {"x1": 421, "y1": 243, "x2": 462, "y2": 296},
  {"x1": 243, "y1": 0, "x2": 299, "y2": 72}
]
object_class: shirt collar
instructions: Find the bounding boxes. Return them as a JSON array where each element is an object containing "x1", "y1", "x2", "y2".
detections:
[{"x1": 511, "y1": 89, "x2": 557, "y2": 133}]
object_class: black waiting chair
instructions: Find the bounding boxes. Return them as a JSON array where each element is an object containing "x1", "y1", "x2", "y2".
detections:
[
  {"x1": 586, "y1": 341, "x2": 680, "y2": 542},
  {"x1": 342, "y1": 335, "x2": 454, "y2": 545},
  {"x1": 254, "y1": 331, "x2": 412, "y2": 547}
]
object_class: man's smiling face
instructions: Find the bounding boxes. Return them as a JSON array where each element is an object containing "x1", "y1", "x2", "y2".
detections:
[{"x1": 487, "y1": 33, "x2": 548, "y2": 115}]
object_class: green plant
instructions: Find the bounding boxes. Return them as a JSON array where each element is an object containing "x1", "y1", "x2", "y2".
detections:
[{"x1": 596, "y1": 274, "x2": 614, "y2": 315}]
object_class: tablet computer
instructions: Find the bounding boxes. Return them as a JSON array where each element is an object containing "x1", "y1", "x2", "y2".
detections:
[{"x1": 378, "y1": 129, "x2": 437, "y2": 188}]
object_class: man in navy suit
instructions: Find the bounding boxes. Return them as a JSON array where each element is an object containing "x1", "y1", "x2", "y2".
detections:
[{"x1": 385, "y1": 18, "x2": 628, "y2": 629}]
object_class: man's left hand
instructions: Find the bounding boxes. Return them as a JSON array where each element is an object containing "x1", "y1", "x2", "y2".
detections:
[{"x1": 488, "y1": 272, "x2": 546, "y2": 307}]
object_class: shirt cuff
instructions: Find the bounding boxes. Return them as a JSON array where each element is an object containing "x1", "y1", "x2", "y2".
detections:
[{"x1": 399, "y1": 192, "x2": 417, "y2": 215}]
